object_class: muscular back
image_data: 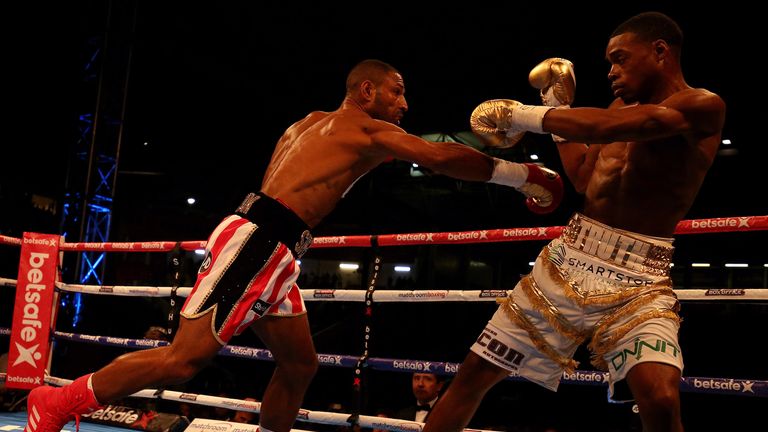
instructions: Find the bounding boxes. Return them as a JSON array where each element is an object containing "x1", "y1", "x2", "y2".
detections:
[
  {"x1": 579, "y1": 89, "x2": 724, "y2": 236},
  {"x1": 260, "y1": 108, "x2": 393, "y2": 228}
]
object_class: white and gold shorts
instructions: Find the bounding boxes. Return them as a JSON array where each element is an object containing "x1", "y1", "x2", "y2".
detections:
[{"x1": 471, "y1": 213, "x2": 683, "y2": 401}]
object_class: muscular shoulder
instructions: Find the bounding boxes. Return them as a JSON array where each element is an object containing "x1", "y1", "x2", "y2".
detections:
[
  {"x1": 294, "y1": 111, "x2": 330, "y2": 129},
  {"x1": 304, "y1": 110, "x2": 331, "y2": 121},
  {"x1": 363, "y1": 117, "x2": 405, "y2": 134},
  {"x1": 664, "y1": 89, "x2": 726, "y2": 135},
  {"x1": 334, "y1": 112, "x2": 406, "y2": 140},
  {"x1": 664, "y1": 88, "x2": 724, "y2": 110},
  {"x1": 282, "y1": 111, "x2": 330, "y2": 137}
]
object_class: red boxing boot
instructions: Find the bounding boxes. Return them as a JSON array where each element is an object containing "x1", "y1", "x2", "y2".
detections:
[{"x1": 27, "y1": 375, "x2": 101, "y2": 432}]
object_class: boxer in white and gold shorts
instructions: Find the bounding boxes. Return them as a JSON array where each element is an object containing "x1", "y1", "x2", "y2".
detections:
[{"x1": 471, "y1": 213, "x2": 681, "y2": 401}]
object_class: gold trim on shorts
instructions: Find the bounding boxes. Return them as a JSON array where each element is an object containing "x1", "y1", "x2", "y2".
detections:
[
  {"x1": 498, "y1": 296, "x2": 579, "y2": 372},
  {"x1": 588, "y1": 290, "x2": 681, "y2": 370},
  {"x1": 518, "y1": 275, "x2": 588, "y2": 344}
]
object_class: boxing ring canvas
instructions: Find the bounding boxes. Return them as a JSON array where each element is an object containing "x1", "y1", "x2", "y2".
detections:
[{"x1": 0, "y1": 412, "x2": 129, "y2": 432}]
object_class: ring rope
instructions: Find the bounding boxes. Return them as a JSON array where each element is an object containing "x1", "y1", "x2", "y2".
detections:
[
  {"x1": 2, "y1": 328, "x2": 763, "y2": 399},
  {"x1": 2, "y1": 279, "x2": 765, "y2": 301},
  {"x1": 2, "y1": 216, "x2": 766, "y2": 250},
  {"x1": 0, "y1": 374, "x2": 494, "y2": 432}
]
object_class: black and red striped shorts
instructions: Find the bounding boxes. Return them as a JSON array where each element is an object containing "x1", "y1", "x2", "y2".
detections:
[{"x1": 181, "y1": 193, "x2": 311, "y2": 344}]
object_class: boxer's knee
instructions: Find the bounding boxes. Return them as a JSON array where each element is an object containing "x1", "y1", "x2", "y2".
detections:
[
  {"x1": 294, "y1": 354, "x2": 319, "y2": 384},
  {"x1": 277, "y1": 354, "x2": 318, "y2": 388},
  {"x1": 634, "y1": 388, "x2": 680, "y2": 429},
  {"x1": 157, "y1": 348, "x2": 211, "y2": 384},
  {"x1": 635, "y1": 383, "x2": 679, "y2": 415}
]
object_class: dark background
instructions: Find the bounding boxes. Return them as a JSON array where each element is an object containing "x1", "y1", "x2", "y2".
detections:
[
  {"x1": 1, "y1": 2, "x2": 766, "y2": 431},
  {"x1": 2, "y1": 2, "x2": 765, "y2": 237}
]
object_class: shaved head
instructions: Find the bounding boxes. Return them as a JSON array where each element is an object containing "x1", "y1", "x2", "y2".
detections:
[{"x1": 346, "y1": 59, "x2": 400, "y2": 94}]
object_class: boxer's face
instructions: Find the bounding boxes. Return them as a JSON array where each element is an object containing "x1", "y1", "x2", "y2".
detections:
[
  {"x1": 606, "y1": 32, "x2": 657, "y2": 103},
  {"x1": 370, "y1": 72, "x2": 408, "y2": 124}
]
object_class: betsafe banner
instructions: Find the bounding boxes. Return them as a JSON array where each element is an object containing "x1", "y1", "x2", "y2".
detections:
[
  {"x1": 82, "y1": 405, "x2": 189, "y2": 432},
  {"x1": 7, "y1": 232, "x2": 58, "y2": 390}
]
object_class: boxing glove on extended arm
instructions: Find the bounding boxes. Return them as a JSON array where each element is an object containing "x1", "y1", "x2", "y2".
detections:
[
  {"x1": 470, "y1": 99, "x2": 553, "y2": 147},
  {"x1": 529, "y1": 58, "x2": 576, "y2": 142},
  {"x1": 488, "y1": 159, "x2": 564, "y2": 214}
]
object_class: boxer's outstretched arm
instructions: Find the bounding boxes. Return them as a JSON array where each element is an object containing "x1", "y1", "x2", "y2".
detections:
[
  {"x1": 542, "y1": 89, "x2": 724, "y2": 144},
  {"x1": 371, "y1": 125, "x2": 565, "y2": 214},
  {"x1": 370, "y1": 128, "x2": 495, "y2": 181}
]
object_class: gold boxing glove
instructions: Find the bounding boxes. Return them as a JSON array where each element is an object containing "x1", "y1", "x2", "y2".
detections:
[
  {"x1": 529, "y1": 58, "x2": 575, "y2": 142},
  {"x1": 470, "y1": 99, "x2": 551, "y2": 148},
  {"x1": 529, "y1": 58, "x2": 575, "y2": 107}
]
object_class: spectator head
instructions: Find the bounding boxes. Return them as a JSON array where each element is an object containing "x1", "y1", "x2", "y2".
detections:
[
  {"x1": 143, "y1": 326, "x2": 170, "y2": 341},
  {"x1": 231, "y1": 397, "x2": 259, "y2": 424},
  {"x1": 411, "y1": 373, "x2": 445, "y2": 405},
  {"x1": 371, "y1": 408, "x2": 394, "y2": 432}
]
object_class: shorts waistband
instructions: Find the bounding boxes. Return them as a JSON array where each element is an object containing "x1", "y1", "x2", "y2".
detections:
[
  {"x1": 561, "y1": 213, "x2": 673, "y2": 275},
  {"x1": 235, "y1": 192, "x2": 313, "y2": 258}
]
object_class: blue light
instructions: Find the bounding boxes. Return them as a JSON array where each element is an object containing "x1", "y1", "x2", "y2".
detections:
[{"x1": 73, "y1": 293, "x2": 82, "y2": 328}]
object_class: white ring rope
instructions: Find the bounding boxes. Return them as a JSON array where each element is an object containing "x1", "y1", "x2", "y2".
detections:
[
  {"x1": 3, "y1": 278, "x2": 766, "y2": 301},
  {"x1": 0, "y1": 374, "x2": 495, "y2": 432}
]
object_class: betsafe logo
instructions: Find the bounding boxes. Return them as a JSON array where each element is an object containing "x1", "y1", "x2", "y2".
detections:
[
  {"x1": 22, "y1": 237, "x2": 58, "y2": 247},
  {"x1": 690, "y1": 217, "x2": 750, "y2": 229},
  {"x1": 13, "y1": 342, "x2": 42, "y2": 368},
  {"x1": 14, "y1": 252, "x2": 52, "y2": 369}
]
